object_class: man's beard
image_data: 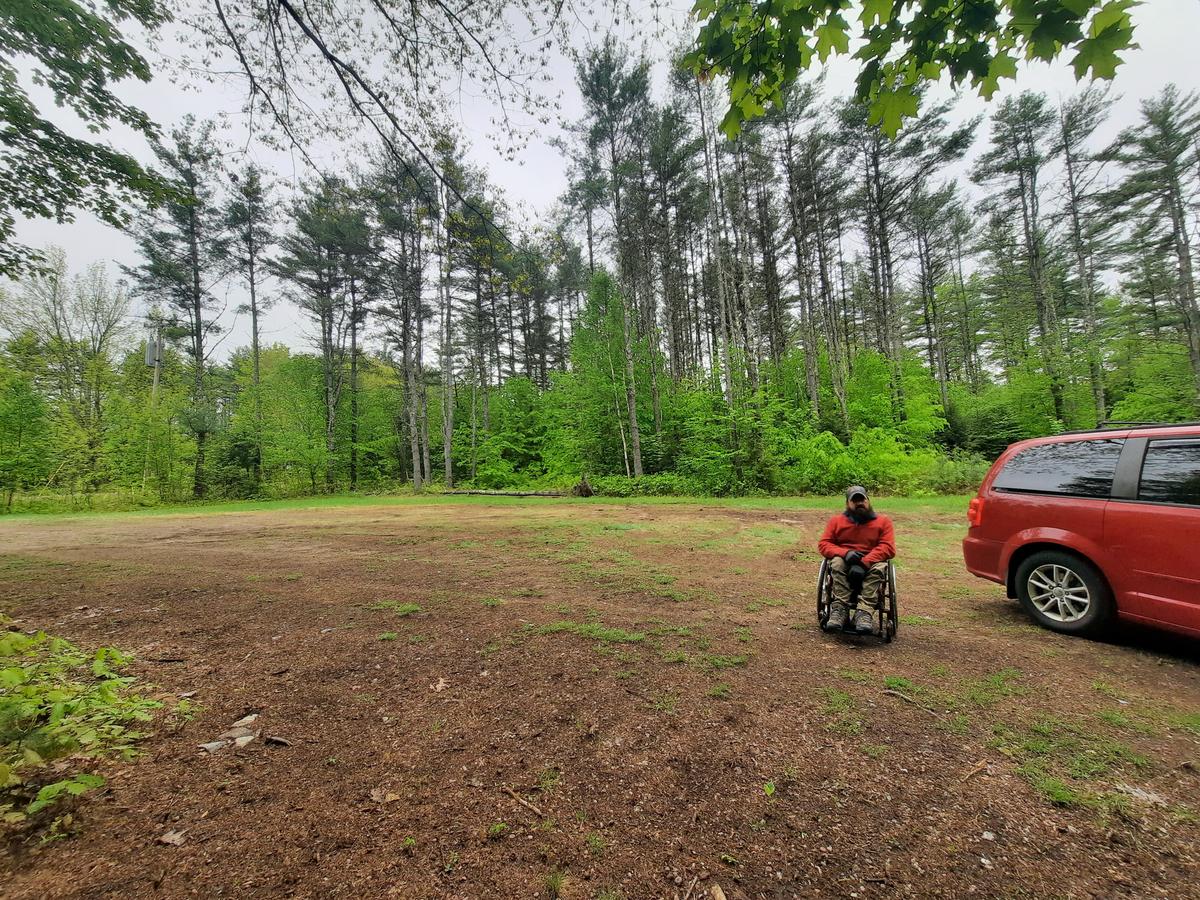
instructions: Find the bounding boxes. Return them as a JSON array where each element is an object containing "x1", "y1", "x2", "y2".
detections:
[{"x1": 847, "y1": 506, "x2": 875, "y2": 524}]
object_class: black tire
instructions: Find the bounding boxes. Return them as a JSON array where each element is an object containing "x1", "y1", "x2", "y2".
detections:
[{"x1": 1014, "y1": 550, "x2": 1115, "y2": 637}]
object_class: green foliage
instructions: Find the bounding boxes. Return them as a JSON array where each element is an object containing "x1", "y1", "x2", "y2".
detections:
[
  {"x1": 0, "y1": 0, "x2": 174, "y2": 276},
  {"x1": 0, "y1": 361, "x2": 52, "y2": 512},
  {"x1": 1, "y1": 625, "x2": 160, "y2": 825},
  {"x1": 688, "y1": 0, "x2": 1137, "y2": 138}
]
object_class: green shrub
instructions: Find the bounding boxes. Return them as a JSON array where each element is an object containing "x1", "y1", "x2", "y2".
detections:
[{"x1": 1, "y1": 624, "x2": 160, "y2": 825}]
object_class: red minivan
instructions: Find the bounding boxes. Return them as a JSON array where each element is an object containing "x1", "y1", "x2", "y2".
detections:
[{"x1": 963, "y1": 423, "x2": 1200, "y2": 639}]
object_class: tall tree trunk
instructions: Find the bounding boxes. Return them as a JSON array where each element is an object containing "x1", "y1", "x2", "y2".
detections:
[
  {"x1": 1059, "y1": 118, "x2": 1106, "y2": 421},
  {"x1": 1013, "y1": 133, "x2": 1065, "y2": 421},
  {"x1": 186, "y1": 201, "x2": 207, "y2": 500},
  {"x1": 349, "y1": 278, "x2": 359, "y2": 491},
  {"x1": 248, "y1": 230, "x2": 264, "y2": 486},
  {"x1": 438, "y1": 204, "x2": 454, "y2": 488}
]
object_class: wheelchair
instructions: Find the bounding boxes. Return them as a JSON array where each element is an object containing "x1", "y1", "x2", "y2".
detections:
[{"x1": 816, "y1": 557, "x2": 898, "y2": 643}]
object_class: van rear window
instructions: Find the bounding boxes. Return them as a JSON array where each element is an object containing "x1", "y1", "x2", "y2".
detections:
[
  {"x1": 1139, "y1": 440, "x2": 1200, "y2": 506},
  {"x1": 993, "y1": 439, "x2": 1124, "y2": 498}
]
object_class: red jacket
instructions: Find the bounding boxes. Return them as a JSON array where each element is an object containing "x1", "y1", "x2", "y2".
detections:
[{"x1": 818, "y1": 512, "x2": 896, "y2": 567}]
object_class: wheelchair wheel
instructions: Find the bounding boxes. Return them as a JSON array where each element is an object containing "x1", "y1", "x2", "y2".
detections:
[
  {"x1": 879, "y1": 562, "x2": 898, "y2": 643},
  {"x1": 816, "y1": 558, "x2": 832, "y2": 631}
]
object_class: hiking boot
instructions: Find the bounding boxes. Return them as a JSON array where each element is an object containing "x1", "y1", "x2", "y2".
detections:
[
  {"x1": 826, "y1": 602, "x2": 848, "y2": 631},
  {"x1": 854, "y1": 608, "x2": 875, "y2": 635}
]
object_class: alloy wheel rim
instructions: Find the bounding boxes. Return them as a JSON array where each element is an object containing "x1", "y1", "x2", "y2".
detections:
[{"x1": 1027, "y1": 564, "x2": 1091, "y2": 623}]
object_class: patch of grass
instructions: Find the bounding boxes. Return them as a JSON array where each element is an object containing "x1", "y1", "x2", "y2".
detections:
[
  {"x1": 992, "y1": 718, "x2": 1151, "y2": 810},
  {"x1": 707, "y1": 682, "x2": 732, "y2": 699},
  {"x1": 961, "y1": 668, "x2": 1026, "y2": 707},
  {"x1": 544, "y1": 868, "x2": 567, "y2": 898},
  {"x1": 734, "y1": 626, "x2": 753, "y2": 644},
  {"x1": 487, "y1": 822, "x2": 508, "y2": 840},
  {"x1": 929, "y1": 664, "x2": 950, "y2": 678},
  {"x1": 651, "y1": 693, "x2": 678, "y2": 713},
  {"x1": 940, "y1": 713, "x2": 971, "y2": 735},
  {"x1": 702, "y1": 653, "x2": 749, "y2": 670},
  {"x1": 820, "y1": 688, "x2": 854, "y2": 715},
  {"x1": 883, "y1": 675, "x2": 922, "y2": 693},
  {"x1": 585, "y1": 831, "x2": 606, "y2": 856},
  {"x1": 820, "y1": 687, "x2": 863, "y2": 736},
  {"x1": 534, "y1": 621, "x2": 645, "y2": 644},
  {"x1": 839, "y1": 669, "x2": 871, "y2": 683},
  {"x1": 368, "y1": 600, "x2": 422, "y2": 617},
  {"x1": 537, "y1": 768, "x2": 560, "y2": 794},
  {"x1": 660, "y1": 649, "x2": 689, "y2": 665},
  {"x1": 744, "y1": 601, "x2": 763, "y2": 613},
  {"x1": 1091, "y1": 680, "x2": 1125, "y2": 700},
  {"x1": 480, "y1": 597, "x2": 505, "y2": 608},
  {"x1": 377, "y1": 632, "x2": 398, "y2": 641},
  {"x1": 1022, "y1": 770, "x2": 1086, "y2": 807},
  {"x1": 863, "y1": 744, "x2": 889, "y2": 759},
  {"x1": 1162, "y1": 710, "x2": 1200, "y2": 737}
]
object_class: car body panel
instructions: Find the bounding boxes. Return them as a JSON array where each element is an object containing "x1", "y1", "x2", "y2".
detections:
[{"x1": 1104, "y1": 499, "x2": 1200, "y2": 634}]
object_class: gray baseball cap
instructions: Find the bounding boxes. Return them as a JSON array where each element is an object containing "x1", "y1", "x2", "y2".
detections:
[{"x1": 845, "y1": 485, "x2": 869, "y2": 501}]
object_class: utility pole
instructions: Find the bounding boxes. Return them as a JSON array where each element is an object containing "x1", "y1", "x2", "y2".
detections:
[{"x1": 141, "y1": 322, "x2": 163, "y2": 494}]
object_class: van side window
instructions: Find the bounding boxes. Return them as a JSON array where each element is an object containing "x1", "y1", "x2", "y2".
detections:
[
  {"x1": 1138, "y1": 440, "x2": 1200, "y2": 507},
  {"x1": 993, "y1": 439, "x2": 1124, "y2": 498}
]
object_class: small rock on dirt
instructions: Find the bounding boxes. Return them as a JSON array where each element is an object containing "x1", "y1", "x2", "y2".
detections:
[
  {"x1": 264, "y1": 735, "x2": 291, "y2": 747},
  {"x1": 199, "y1": 741, "x2": 228, "y2": 753},
  {"x1": 158, "y1": 830, "x2": 187, "y2": 846},
  {"x1": 368, "y1": 788, "x2": 401, "y2": 804},
  {"x1": 231, "y1": 714, "x2": 259, "y2": 728}
]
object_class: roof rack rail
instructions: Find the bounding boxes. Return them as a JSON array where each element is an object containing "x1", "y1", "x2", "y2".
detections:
[{"x1": 1056, "y1": 420, "x2": 1200, "y2": 436}]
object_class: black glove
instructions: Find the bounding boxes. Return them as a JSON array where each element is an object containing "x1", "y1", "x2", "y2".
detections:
[{"x1": 844, "y1": 550, "x2": 864, "y2": 567}]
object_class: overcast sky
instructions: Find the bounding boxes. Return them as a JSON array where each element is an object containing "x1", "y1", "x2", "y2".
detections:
[{"x1": 9, "y1": 1, "x2": 1200, "y2": 359}]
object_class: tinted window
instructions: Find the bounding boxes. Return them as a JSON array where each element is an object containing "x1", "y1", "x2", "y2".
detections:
[
  {"x1": 1138, "y1": 440, "x2": 1200, "y2": 506},
  {"x1": 993, "y1": 439, "x2": 1123, "y2": 498}
]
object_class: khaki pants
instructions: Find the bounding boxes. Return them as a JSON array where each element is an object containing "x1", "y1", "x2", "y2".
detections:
[{"x1": 829, "y1": 557, "x2": 888, "y2": 610}]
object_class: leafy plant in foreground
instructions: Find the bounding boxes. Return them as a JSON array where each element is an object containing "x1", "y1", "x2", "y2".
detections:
[{"x1": 1, "y1": 622, "x2": 160, "y2": 825}]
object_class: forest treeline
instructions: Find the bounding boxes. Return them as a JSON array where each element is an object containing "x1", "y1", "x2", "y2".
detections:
[{"x1": 2, "y1": 42, "x2": 1199, "y2": 512}]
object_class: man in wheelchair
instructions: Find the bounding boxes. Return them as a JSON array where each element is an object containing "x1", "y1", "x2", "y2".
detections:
[{"x1": 817, "y1": 485, "x2": 896, "y2": 635}]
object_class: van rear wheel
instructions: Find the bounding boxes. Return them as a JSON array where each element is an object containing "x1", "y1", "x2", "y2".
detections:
[{"x1": 1015, "y1": 550, "x2": 1114, "y2": 637}]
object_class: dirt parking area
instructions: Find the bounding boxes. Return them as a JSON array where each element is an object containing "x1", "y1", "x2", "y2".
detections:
[{"x1": 1, "y1": 497, "x2": 1198, "y2": 899}]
